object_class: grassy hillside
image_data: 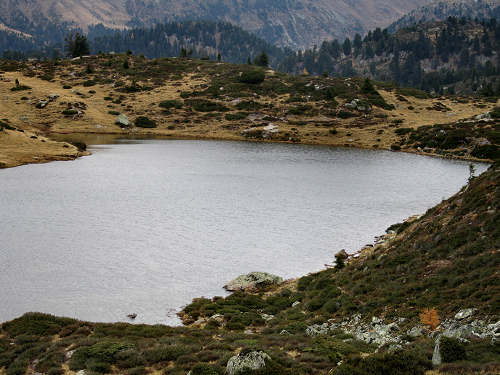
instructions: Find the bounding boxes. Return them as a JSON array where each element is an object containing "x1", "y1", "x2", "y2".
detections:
[
  {"x1": 0, "y1": 164, "x2": 498, "y2": 375},
  {"x1": 1, "y1": 55, "x2": 498, "y2": 168}
]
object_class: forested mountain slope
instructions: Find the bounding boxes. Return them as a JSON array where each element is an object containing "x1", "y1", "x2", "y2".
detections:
[
  {"x1": 0, "y1": 0, "x2": 429, "y2": 50},
  {"x1": 280, "y1": 17, "x2": 500, "y2": 95}
]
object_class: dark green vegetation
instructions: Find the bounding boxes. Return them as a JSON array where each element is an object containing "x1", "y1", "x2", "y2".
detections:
[
  {"x1": 279, "y1": 17, "x2": 500, "y2": 96},
  {"x1": 395, "y1": 115, "x2": 500, "y2": 160},
  {"x1": 134, "y1": 117, "x2": 157, "y2": 128},
  {"x1": 1, "y1": 165, "x2": 498, "y2": 374},
  {"x1": 1, "y1": 21, "x2": 289, "y2": 67}
]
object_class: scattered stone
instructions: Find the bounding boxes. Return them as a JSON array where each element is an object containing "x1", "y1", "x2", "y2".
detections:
[
  {"x1": 292, "y1": 301, "x2": 301, "y2": 307},
  {"x1": 455, "y1": 308, "x2": 477, "y2": 320},
  {"x1": 407, "y1": 326, "x2": 424, "y2": 337},
  {"x1": 224, "y1": 272, "x2": 282, "y2": 292},
  {"x1": 36, "y1": 100, "x2": 48, "y2": 109},
  {"x1": 210, "y1": 314, "x2": 224, "y2": 323},
  {"x1": 280, "y1": 330, "x2": 291, "y2": 335},
  {"x1": 226, "y1": 351, "x2": 270, "y2": 375},
  {"x1": 306, "y1": 323, "x2": 330, "y2": 336},
  {"x1": 116, "y1": 114, "x2": 130, "y2": 127},
  {"x1": 65, "y1": 350, "x2": 75, "y2": 360},
  {"x1": 261, "y1": 313, "x2": 274, "y2": 322}
]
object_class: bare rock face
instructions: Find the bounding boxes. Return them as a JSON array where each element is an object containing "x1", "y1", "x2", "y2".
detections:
[
  {"x1": 226, "y1": 351, "x2": 271, "y2": 375},
  {"x1": 224, "y1": 272, "x2": 282, "y2": 292}
]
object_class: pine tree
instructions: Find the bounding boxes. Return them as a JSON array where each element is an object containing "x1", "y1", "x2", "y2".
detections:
[
  {"x1": 254, "y1": 51, "x2": 269, "y2": 67},
  {"x1": 65, "y1": 32, "x2": 90, "y2": 58}
]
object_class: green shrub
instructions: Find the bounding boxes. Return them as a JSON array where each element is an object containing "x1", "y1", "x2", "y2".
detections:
[
  {"x1": 440, "y1": 337, "x2": 466, "y2": 363},
  {"x1": 187, "y1": 99, "x2": 229, "y2": 112},
  {"x1": 288, "y1": 104, "x2": 313, "y2": 116},
  {"x1": 235, "y1": 101, "x2": 263, "y2": 111},
  {"x1": 83, "y1": 80, "x2": 96, "y2": 87},
  {"x1": 391, "y1": 144, "x2": 401, "y2": 151},
  {"x1": 63, "y1": 85, "x2": 72, "y2": 89},
  {"x1": 135, "y1": 116, "x2": 157, "y2": 128},
  {"x1": 471, "y1": 145, "x2": 499, "y2": 160},
  {"x1": 86, "y1": 359, "x2": 111, "y2": 373},
  {"x1": 143, "y1": 345, "x2": 189, "y2": 363},
  {"x1": 489, "y1": 107, "x2": 500, "y2": 119},
  {"x1": 239, "y1": 70, "x2": 265, "y2": 84},
  {"x1": 189, "y1": 364, "x2": 223, "y2": 375},
  {"x1": 108, "y1": 111, "x2": 120, "y2": 115},
  {"x1": 159, "y1": 100, "x2": 183, "y2": 110},
  {"x1": 2, "y1": 313, "x2": 75, "y2": 336},
  {"x1": 333, "y1": 350, "x2": 431, "y2": 375},
  {"x1": 10, "y1": 85, "x2": 31, "y2": 92},
  {"x1": 395, "y1": 128, "x2": 413, "y2": 135},
  {"x1": 225, "y1": 112, "x2": 248, "y2": 121},
  {"x1": 62, "y1": 109, "x2": 79, "y2": 116},
  {"x1": 70, "y1": 141, "x2": 87, "y2": 151},
  {"x1": 337, "y1": 110, "x2": 356, "y2": 119},
  {"x1": 396, "y1": 88, "x2": 429, "y2": 99}
]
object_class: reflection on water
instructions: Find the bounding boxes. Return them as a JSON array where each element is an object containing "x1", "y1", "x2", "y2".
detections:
[{"x1": 0, "y1": 139, "x2": 488, "y2": 325}]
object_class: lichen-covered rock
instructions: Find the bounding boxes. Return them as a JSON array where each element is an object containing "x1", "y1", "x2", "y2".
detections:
[
  {"x1": 116, "y1": 114, "x2": 130, "y2": 127},
  {"x1": 226, "y1": 351, "x2": 270, "y2": 375},
  {"x1": 407, "y1": 326, "x2": 424, "y2": 337},
  {"x1": 224, "y1": 272, "x2": 282, "y2": 291},
  {"x1": 432, "y1": 336, "x2": 442, "y2": 366},
  {"x1": 454, "y1": 308, "x2": 477, "y2": 320},
  {"x1": 305, "y1": 323, "x2": 330, "y2": 336}
]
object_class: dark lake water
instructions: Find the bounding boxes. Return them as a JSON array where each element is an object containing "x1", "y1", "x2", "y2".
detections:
[{"x1": 0, "y1": 139, "x2": 488, "y2": 325}]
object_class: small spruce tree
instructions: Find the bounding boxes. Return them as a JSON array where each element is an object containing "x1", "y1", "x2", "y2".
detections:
[{"x1": 65, "y1": 33, "x2": 90, "y2": 58}]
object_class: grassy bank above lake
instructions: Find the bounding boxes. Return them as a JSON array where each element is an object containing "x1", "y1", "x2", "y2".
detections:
[{"x1": 1, "y1": 56, "x2": 499, "y2": 168}]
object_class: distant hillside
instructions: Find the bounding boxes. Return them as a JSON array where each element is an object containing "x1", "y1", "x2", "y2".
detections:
[
  {"x1": 0, "y1": 0, "x2": 430, "y2": 50},
  {"x1": 388, "y1": 0, "x2": 500, "y2": 32},
  {"x1": 279, "y1": 17, "x2": 500, "y2": 95},
  {"x1": 90, "y1": 21, "x2": 290, "y2": 67}
]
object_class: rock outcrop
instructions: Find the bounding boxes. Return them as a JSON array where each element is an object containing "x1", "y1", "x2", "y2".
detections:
[
  {"x1": 224, "y1": 272, "x2": 282, "y2": 292},
  {"x1": 226, "y1": 351, "x2": 270, "y2": 375}
]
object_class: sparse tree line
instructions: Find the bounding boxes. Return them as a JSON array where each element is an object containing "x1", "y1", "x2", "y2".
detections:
[{"x1": 3, "y1": 17, "x2": 500, "y2": 95}]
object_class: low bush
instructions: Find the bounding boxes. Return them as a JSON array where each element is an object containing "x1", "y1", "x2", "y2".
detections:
[
  {"x1": 440, "y1": 337, "x2": 466, "y2": 363},
  {"x1": 62, "y1": 109, "x2": 79, "y2": 116},
  {"x1": 337, "y1": 110, "x2": 356, "y2": 119},
  {"x1": 10, "y1": 85, "x2": 31, "y2": 92},
  {"x1": 187, "y1": 99, "x2": 229, "y2": 112},
  {"x1": 239, "y1": 70, "x2": 265, "y2": 84},
  {"x1": 225, "y1": 112, "x2": 248, "y2": 121},
  {"x1": 159, "y1": 100, "x2": 183, "y2": 110},
  {"x1": 135, "y1": 116, "x2": 157, "y2": 128},
  {"x1": 471, "y1": 144, "x2": 499, "y2": 160},
  {"x1": 82, "y1": 80, "x2": 96, "y2": 87},
  {"x1": 333, "y1": 350, "x2": 431, "y2": 375}
]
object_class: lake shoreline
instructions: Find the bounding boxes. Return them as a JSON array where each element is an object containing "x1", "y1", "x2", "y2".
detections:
[{"x1": 0, "y1": 129, "x2": 492, "y2": 170}]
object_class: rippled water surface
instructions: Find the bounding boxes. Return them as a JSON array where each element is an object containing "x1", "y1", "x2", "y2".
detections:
[{"x1": 0, "y1": 139, "x2": 487, "y2": 325}]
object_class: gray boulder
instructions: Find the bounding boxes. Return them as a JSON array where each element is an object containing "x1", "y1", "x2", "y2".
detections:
[
  {"x1": 306, "y1": 323, "x2": 330, "y2": 336},
  {"x1": 226, "y1": 351, "x2": 270, "y2": 375},
  {"x1": 432, "y1": 336, "x2": 442, "y2": 366},
  {"x1": 116, "y1": 114, "x2": 130, "y2": 127},
  {"x1": 455, "y1": 308, "x2": 477, "y2": 320},
  {"x1": 407, "y1": 326, "x2": 424, "y2": 338},
  {"x1": 224, "y1": 272, "x2": 282, "y2": 292}
]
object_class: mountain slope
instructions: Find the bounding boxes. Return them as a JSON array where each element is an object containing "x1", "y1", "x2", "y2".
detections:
[
  {"x1": 0, "y1": 0, "x2": 431, "y2": 49},
  {"x1": 388, "y1": 0, "x2": 500, "y2": 32},
  {"x1": 280, "y1": 17, "x2": 500, "y2": 95}
]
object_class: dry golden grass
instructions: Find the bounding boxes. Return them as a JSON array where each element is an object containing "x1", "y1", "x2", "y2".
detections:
[{"x1": 0, "y1": 67, "x2": 496, "y2": 169}]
